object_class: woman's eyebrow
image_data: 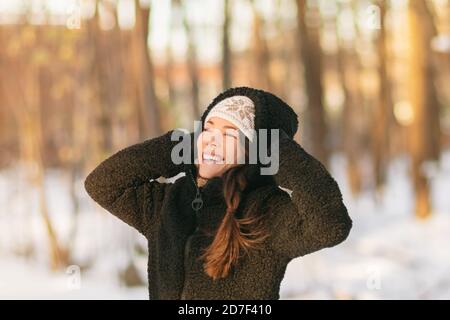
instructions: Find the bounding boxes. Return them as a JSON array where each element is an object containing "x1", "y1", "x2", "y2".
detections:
[
  {"x1": 222, "y1": 125, "x2": 238, "y2": 130},
  {"x1": 206, "y1": 120, "x2": 237, "y2": 131}
]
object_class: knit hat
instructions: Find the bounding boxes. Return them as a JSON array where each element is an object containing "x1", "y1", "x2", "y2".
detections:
[
  {"x1": 201, "y1": 87, "x2": 298, "y2": 139},
  {"x1": 204, "y1": 95, "x2": 256, "y2": 142},
  {"x1": 197, "y1": 86, "x2": 299, "y2": 169}
]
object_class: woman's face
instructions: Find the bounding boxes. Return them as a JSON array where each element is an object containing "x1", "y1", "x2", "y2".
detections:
[{"x1": 196, "y1": 116, "x2": 245, "y2": 179}]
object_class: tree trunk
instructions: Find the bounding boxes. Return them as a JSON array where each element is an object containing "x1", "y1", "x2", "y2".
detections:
[
  {"x1": 407, "y1": 0, "x2": 440, "y2": 219},
  {"x1": 372, "y1": 0, "x2": 394, "y2": 194},
  {"x1": 296, "y1": 0, "x2": 328, "y2": 166},
  {"x1": 132, "y1": 0, "x2": 162, "y2": 138},
  {"x1": 250, "y1": 0, "x2": 272, "y2": 91},
  {"x1": 176, "y1": 0, "x2": 201, "y2": 120},
  {"x1": 17, "y1": 27, "x2": 68, "y2": 269},
  {"x1": 222, "y1": 0, "x2": 232, "y2": 90},
  {"x1": 335, "y1": 14, "x2": 363, "y2": 196}
]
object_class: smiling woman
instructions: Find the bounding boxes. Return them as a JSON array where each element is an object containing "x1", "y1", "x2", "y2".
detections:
[
  {"x1": 84, "y1": 86, "x2": 352, "y2": 299},
  {"x1": 196, "y1": 95, "x2": 257, "y2": 181},
  {"x1": 192, "y1": 95, "x2": 271, "y2": 281},
  {"x1": 196, "y1": 117, "x2": 244, "y2": 178}
]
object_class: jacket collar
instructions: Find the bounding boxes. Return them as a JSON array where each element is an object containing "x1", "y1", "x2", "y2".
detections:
[
  {"x1": 182, "y1": 162, "x2": 275, "y2": 205},
  {"x1": 180, "y1": 162, "x2": 276, "y2": 236},
  {"x1": 183, "y1": 162, "x2": 224, "y2": 205}
]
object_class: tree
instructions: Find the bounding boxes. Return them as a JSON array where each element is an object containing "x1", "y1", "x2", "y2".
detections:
[
  {"x1": 335, "y1": 1, "x2": 365, "y2": 196},
  {"x1": 296, "y1": 0, "x2": 328, "y2": 166},
  {"x1": 372, "y1": 0, "x2": 395, "y2": 194},
  {"x1": 249, "y1": 0, "x2": 272, "y2": 91},
  {"x1": 222, "y1": 0, "x2": 232, "y2": 89},
  {"x1": 174, "y1": 0, "x2": 201, "y2": 120},
  {"x1": 132, "y1": 0, "x2": 162, "y2": 139},
  {"x1": 407, "y1": 0, "x2": 441, "y2": 219}
]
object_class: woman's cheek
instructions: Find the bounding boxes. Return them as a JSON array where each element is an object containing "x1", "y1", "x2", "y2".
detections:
[
  {"x1": 222, "y1": 138, "x2": 236, "y2": 164},
  {"x1": 196, "y1": 133, "x2": 206, "y2": 163}
]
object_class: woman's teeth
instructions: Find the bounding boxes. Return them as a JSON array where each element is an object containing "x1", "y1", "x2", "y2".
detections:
[{"x1": 203, "y1": 153, "x2": 222, "y2": 163}]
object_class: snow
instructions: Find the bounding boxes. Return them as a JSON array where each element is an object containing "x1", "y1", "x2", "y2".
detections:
[
  {"x1": 280, "y1": 152, "x2": 450, "y2": 299},
  {"x1": 0, "y1": 258, "x2": 148, "y2": 300},
  {"x1": 1, "y1": 151, "x2": 449, "y2": 299}
]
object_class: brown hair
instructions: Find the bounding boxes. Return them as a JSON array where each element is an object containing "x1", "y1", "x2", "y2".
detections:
[{"x1": 199, "y1": 141, "x2": 271, "y2": 280}]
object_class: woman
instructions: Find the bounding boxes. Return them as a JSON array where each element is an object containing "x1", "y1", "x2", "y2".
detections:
[{"x1": 84, "y1": 86, "x2": 352, "y2": 300}]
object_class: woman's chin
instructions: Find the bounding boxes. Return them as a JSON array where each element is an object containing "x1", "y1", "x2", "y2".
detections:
[{"x1": 198, "y1": 164, "x2": 225, "y2": 179}]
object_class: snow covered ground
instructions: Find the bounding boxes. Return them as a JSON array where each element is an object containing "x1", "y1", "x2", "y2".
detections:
[{"x1": 1, "y1": 151, "x2": 449, "y2": 299}]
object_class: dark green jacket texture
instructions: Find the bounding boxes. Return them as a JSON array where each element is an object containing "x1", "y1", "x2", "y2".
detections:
[{"x1": 84, "y1": 87, "x2": 352, "y2": 300}]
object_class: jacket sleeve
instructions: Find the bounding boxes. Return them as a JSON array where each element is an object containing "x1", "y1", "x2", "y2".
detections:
[
  {"x1": 84, "y1": 129, "x2": 188, "y2": 236},
  {"x1": 268, "y1": 130, "x2": 352, "y2": 260}
]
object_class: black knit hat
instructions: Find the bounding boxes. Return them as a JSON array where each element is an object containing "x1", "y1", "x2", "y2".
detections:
[
  {"x1": 184, "y1": 86, "x2": 299, "y2": 184},
  {"x1": 200, "y1": 86, "x2": 299, "y2": 139}
]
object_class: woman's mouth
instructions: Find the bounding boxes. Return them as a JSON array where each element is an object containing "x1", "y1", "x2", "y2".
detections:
[{"x1": 202, "y1": 153, "x2": 223, "y2": 164}]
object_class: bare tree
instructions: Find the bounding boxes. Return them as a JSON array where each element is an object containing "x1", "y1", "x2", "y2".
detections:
[
  {"x1": 14, "y1": 26, "x2": 68, "y2": 270},
  {"x1": 222, "y1": 0, "x2": 232, "y2": 89},
  {"x1": 371, "y1": 0, "x2": 395, "y2": 194},
  {"x1": 174, "y1": 0, "x2": 201, "y2": 120},
  {"x1": 132, "y1": 0, "x2": 162, "y2": 138},
  {"x1": 335, "y1": 2, "x2": 365, "y2": 197},
  {"x1": 296, "y1": 0, "x2": 328, "y2": 166},
  {"x1": 249, "y1": 0, "x2": 272, "y2": 91},
  {"x1": 165, "y1": 1, "x2": 177, "y2": 119},
  {"x1": 407, "y1": 0, "x2": 441, "y2": 219}
]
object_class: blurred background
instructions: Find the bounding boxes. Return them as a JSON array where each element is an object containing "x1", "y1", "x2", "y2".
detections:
[{"x1": 1, "y1": 0, "x2": 450, "y2": 299}]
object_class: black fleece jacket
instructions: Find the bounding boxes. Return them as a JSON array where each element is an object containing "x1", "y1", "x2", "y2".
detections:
[{"x1": 84, "y1": 87, "x2": 352, "y2": 300}]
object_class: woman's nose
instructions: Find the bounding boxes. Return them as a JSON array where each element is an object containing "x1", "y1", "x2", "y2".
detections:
[
  {"x1": 203, "y1": 130, "x2": 221, "y2": 148},
  {"x1": 208, "y1": 141, "x2": 217, "y2": 149},
  {"x1": 206, "y1": 133, "x2": 218, "y2": 146}
]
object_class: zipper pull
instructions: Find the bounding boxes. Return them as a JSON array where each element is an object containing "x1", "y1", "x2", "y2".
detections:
[
  {"x1": 189, "y1": 168, "x2": 203, "y2": 212},
  {"x1": 191, "y1": 189, "x2": 203, "y2": 211}
]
